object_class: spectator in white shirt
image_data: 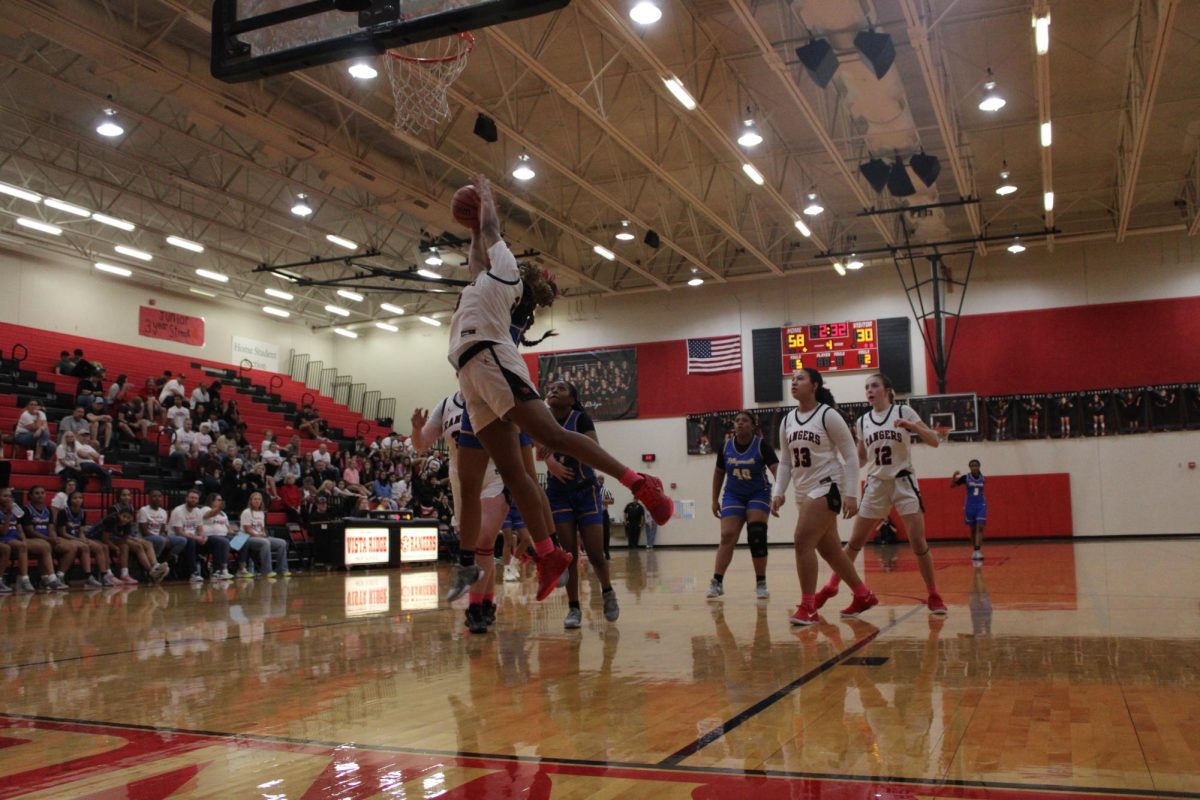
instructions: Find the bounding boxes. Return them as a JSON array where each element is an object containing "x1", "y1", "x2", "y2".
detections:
[
  {"x1": 260, "y1": 429, "x2": 277, "y2": 454},
  {"x1": 51, "y1": 478, "x2": 78, "y2": 511},
  {"x1": 197, "y1": 494, "x2": 233, "y2": 580},
  {"x1": 194, "y1": 422, "x2": 214, "y2": 455},
  {"x1": 236, "y1": 492, "x2": 290, "y2": 578},
  {"x1": 262, "y1": 442, "x2": 284, "y2": 467},
  {"x1": 55, "y1": 431, "x2": 111, "y2": 490},
  {"x1": 168, "y1": 419, "x2": 198, "y2": 471},
  {"x1": 166, "y1": 396, "x2": 190, "y2": 430},
  {"x1": 158, "y1": 375, "x2": 185, "y2": 406},
  {"x1": 168, "y1": 489, "x2": 206, "y2": 581},
  {"x1": 86, "y1": 396, "x2": 114, "y2": 450},
  {"x1": 312, "y1": 443, "x2": 332, "y2": 468},
  {"x1": 139, "y1": 488, "x2": 192, "y2": 569},
  {"x1": 189, "y1": 383, "x2": 210, "y2": 410},
  {"x1": 15, "y1": 400, "x2": 56, "y2": 460}
]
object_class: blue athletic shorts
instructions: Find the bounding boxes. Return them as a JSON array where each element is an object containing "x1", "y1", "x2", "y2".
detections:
[
  {"x1": 965, "y1": 503, "x2": 987, "y2": 525},
  {"x1": 548, "y1": 483, "x2": 604, "y2": 527},
  {"x1": 503, "y1": 503, "x2": 526, "y2": 531},
  {"x1": 720, "y1": 487, "x2": 773, "y2": 519},
  {"x1": 458, "y1": 405, "x2": 533, "y2": 449}
]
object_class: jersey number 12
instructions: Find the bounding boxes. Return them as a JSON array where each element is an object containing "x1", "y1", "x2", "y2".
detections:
[{"x1": 874, "y1": 446, "x2": 892, "y2": 466}]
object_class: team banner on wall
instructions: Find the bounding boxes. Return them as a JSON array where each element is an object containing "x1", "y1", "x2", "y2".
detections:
[
  {"x1": 138, "y1": 305, "x2": 205, "y2": 347},
  {"x1": 538, "y1": 348, "x2": 637, "y2": 421},
  {"x1": 232, "y1": 335, "x2": 280, "y2": 371}
]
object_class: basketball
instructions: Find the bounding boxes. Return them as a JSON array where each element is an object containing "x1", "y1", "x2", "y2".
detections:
[{"x1": 451, "y1": 184, "x2": 481, "y2": 229}]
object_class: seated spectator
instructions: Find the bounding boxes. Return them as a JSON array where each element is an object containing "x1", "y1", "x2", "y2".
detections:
[
  {"x1": 56, "y1": 491, "x2": 113, "y2": 587},
  {"x1": 166, "y1": 396, "x2": 190, "y2": 430},
  {"x1": 262, "y1": 441, "x2": 284, "y2": 468},
  {"x1": 200, "y1": 461, "x2": 223, "y2": 496},
  {"x1": 294, "y1": 404, "x2": 328, "y2": 439},
  {"x1": 198, "y1": 494, "x2": 233, "y2": 581},
  {"x1": 51, "y1": 478, "x2": 77, "y2": 511},
  {"x1": 106, "y1": 374, "x2": 131, "y2": 407},
  {"x1": 138, "y1": 489, "x2": 192, "y2": 572},
  {"x1": 207, "y1": 381, "x2": 223, "y2": 407},
  {"x1": 69, "y1": 348, "x2": 97, "y2": 378},
  {"x1": 72, "y1": 432, "x2": 112, "y2": 488},
  {"x1": 278, "y1": 474, "x2": 303, "y2": 524},
  {"x1": 286, "y1": 434, "x2": 302, "y2": 456},
  {"x1": 118, "y1": 397, "x2": 153, "y2": 442},
  {"x1": 312, "y1": 442, "x2": 333, "y2": 471},
  {"x1": 15, "y1": 400, "x2": 56, "y2": 460},
  {"x1": 55, "y1": 431, "x2": 111, "y2": 491},
  {"x1": 308, "y1": 494, "x2": 339, "y2": 523},
  {"x1": 194, "y1": 422, "x2": 214, "y2": 455},
  {"x1": 75, "y1": 375, "x2": 101, "y2": 410},
  {"x1": 167, "y1": 419, "x2": 198, "y2": 473},
  {"x1": 0, "y1": 488, "x2": 38, "y2": 593},
  {"x1": 190, "y1": 382, "x2": 210, "y2": 410},
  {"x1": 223, "y1": 398, "x2": 242, "y2": 429},
  {"x1": 205, "y1": 410, "x2": 229, "y2": 437},
  {"x1": 21, "y1": 485, "x2": 74, "y2": 590},
  {"x1": 141, "y1": 376, "x2": 163, "y2": 419},
  {"x1": 158, "y1": 374, "x2": 185, "y2": 407},
  {"x1": 58, "y1": 406, "x2": 91, "y2": 443},
  {"x1": 168, "y1": 489, "x2": 206, "y2": 581},
  {"x1": 87, "y1": 397, "x2": 114, "y2": 451},
  {"x1": 53, "y1": 350, "x2": 76, "y2": 375},
  {"x1": 85, "y1": 506, "x2": 142, "y2": 585},
  {"x1": 237, "y1": 492, "x2": 290, "y2": 578},
  {"x1": 260, "y1": 429, "x2": 277, "y2": 454},
  {"x1": 108, "y1": 488, "x2": 168, "y2": 584}
]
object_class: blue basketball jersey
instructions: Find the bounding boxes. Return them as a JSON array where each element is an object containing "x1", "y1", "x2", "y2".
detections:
[
  {"x1": 23, "y1": 504, "x2": 52, "y2": 537},
  {"x1": 546, "y1": 410, "x2": 596, "y2": 493},
  {"x1": 963, "y1": 474, "x2": 986, "y2": 503},
  {"x1": 718, "y1": 435, "x2": 775, "y2": 495}
]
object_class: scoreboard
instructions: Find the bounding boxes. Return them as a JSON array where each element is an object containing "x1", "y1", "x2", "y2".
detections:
[{"x1": 781, "y1": 320, "x2": 879, "y2": 374}]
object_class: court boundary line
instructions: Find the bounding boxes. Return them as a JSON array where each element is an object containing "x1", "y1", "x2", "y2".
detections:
[
  {"x1": 659, "y1": 601, "x2": 926, "y2": 765},
  {"x1": 0, "y1": 712, "x2": 1194, "y2": 799}
]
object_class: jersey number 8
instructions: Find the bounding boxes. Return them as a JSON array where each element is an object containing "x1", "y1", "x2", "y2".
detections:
[
  {"x1": 792, "y1": 447, "x2": 811, "y2": 468},
  {"x1": 874, "y1": 446, "x2": 892, "y2": 466}
]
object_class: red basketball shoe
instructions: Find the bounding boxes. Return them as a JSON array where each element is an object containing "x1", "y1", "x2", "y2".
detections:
[
  {"x1": 536, "y1": 548, "x2": 573, "y2": 601},
  {"x1": 814, "y1": 583, "x2": 839, "y2": 610},
  {"x1": 789, "y1": 605, "x2": 819, "y2": 626},
  {"x1": 927, "y1": 592, "x2": 948, "y2": 615},
  {"x1": 633, "y1": 473, "x2": 673, "y2": 526},
  {"x1": 840, "y1": 590, "x2": 879, "y2": 618}
]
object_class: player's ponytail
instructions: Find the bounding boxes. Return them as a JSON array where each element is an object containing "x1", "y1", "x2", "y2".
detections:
[
  {"x1": 802, "y1": 367, "x2": 837, "y2": 407},
  {"x1": 871, "y1": 373, "x2": 896, "y2": 403}
]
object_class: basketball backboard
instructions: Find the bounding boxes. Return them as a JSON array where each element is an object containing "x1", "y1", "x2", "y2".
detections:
[{"x1": 211, "y1": 0, "x2": 571, "y2": 82}]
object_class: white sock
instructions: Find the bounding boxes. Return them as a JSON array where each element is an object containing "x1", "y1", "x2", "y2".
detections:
[
  {"x1": 120, "y1": 568, "x2": 129, "y2": 578},
  {"x1": 56, "y1": 571, "x2": 65, "y2": 581}
]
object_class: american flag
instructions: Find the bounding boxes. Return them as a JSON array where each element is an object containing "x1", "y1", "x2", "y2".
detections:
[{"x1": 687, "y1": 336, "x2": 741, "y2": 374}]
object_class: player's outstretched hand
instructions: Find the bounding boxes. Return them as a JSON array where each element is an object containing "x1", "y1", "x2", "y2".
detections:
[
  {"x1": 771, "y1": 495, "x2": 785, "y2": 515},
  {"x1": 952, "y1": 470, "x2": 961, "y2": 479},
  {"x1": 842, "y1": 496, "x2": 859, "y2": 520}
]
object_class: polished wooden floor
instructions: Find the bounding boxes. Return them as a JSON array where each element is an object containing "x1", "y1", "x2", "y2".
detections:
[{"x1": 1, "y1": 540, "x2": 1197, "y2": 798}]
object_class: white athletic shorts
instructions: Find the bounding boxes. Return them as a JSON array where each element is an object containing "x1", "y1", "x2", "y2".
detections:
[
  {"x1": 858, "y1": 472, "x2": 924, "y2": 519},
  {"x1": 457, "y1": 340, "x2": 539, "y2": 433}
]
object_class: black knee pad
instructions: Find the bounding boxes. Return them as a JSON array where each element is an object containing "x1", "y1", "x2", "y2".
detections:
[{"x1": 747, "y1": 521, "x2": 769, "y2": 558}]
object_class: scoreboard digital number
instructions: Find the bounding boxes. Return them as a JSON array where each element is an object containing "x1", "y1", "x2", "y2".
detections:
[{"x1": 781, "y1": 320, "x2": 879, "y2": 375}]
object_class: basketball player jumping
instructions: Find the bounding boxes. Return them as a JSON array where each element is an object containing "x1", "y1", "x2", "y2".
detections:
[
  {"x1": 447, "y1": 175, "x2": 673, "y2": 603},
  {"x1": 815, "y1": 374, "x2": 946, "y2": 615}
]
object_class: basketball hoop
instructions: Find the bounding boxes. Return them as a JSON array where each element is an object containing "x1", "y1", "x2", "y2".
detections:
[
  {"x1": 934, "y1": 425, "x2": 952, "y2": 443},
  {"x1": 385, "y1": 32, "x2": 475, "y2": 134}
]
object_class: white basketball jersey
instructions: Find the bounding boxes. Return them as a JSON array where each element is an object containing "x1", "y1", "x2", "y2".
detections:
[
  {"x1": 857, "y1": 404, "x2": 920, "y2": 479},
  {"x1": 431, "y1": 392, "x2": 466, "y2": 441},
  {"x1": 779, "y1": 404, "x2": 845, "y2": 495},
  {"x1": 447, "y1": 241, "x2": 522, "y2": 366}
]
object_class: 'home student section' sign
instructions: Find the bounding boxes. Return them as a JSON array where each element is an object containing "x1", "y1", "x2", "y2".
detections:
[{"x1": 138, "y1": 306, "x2": 205, "y2": 347}]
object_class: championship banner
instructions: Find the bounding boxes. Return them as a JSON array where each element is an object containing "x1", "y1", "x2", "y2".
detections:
[
  {"x1": 138, "y1": 305, "x2": 205, "y2": 347},
  {"x1": 538, "y1": 347, "x2": 637, "y2": 421}
]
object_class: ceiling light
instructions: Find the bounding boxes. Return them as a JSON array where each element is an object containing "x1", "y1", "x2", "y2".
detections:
[
  {"x1": 742, "y1": 164, "x2": 765, "y2": 185},
  {"x1": 978, "y1": 70, "x2": 1006, "y2": 112},
  {"x1": 291, "y1": 193, "x2": 313, "y2": 217},
  {"x1": 91, "y1": 213, "x2": 135, "y2": 231},
  {"x1": 276, "y1": 269, "x2": 302, "y2": 283},
  {"x1": 166, "y1": 235, "x2": 204, "y2": 253},
  {"x1": 375, "y1": 321, "x2": 399, "y2": 332},
  {"x1": 1043, "y1": 191, "x2": 1054, "y2": 212},
  {"x1": 417, "y1": 268, "x2": 442, "y2": 279},
  {"x1": 425, "y1": 254, "x2": 443, "y2": 266},
  {"x1": 189, "y1": 287, "x2": 216, "y2": 298},
  {"x1": 1007, "y1": 236, "x2": 1026, "y2": 254},
  {"x1": 629, "y1": 1, "x2": 662, "y2": 25},
  {"x1": 687, "y1": 277, "x2": 704, "y2": 287},
  {"x1": 0, "y1": 182, "x2": 42, "y2": 203},
  {"x1": 794, "y1": 218, "x2": 812, "y2": 237},
  {"x1": 833, "y1": 261, "x2": 847, "y2": 277},
  {"x1": 1040, "y1": 121, "x2": 1052, "y2": 147},
  {"x1": 326, "y1": 234, "x2": 357, "y2": 249},
  {"x1": 324, "y1": 304, "x2": 351, "y2": 317},
  {"x1": 96, "y1": 108, "x2": 124, "y2": 137},
  {"x1": 114, "y1": 245, "x2": 152, "y2": 261},
  {"x1": 1033, "y1": 13, "x2": 1051, "y2": 55},
  {"x1": 511, "y1": 153, "x2": 536, "y2": 182},
  {"x1": 380, "y1": 302, "x2": 405, "y2": 315},
  {"x1": 348, "y1": 61, "x2": 378, "y2": 80},
  {"x1": 847, "y1": 255, "x2": 864, "y2": 270},
  {"x1": 995, "y1": 164, "x2": 1018, "y2": 196},
  {"x1": 802, "y1": 192, "x2": 823, "y2": 216},
  {"x1": 737, "y1": 119, "x2": 763, "y2": 148},
  {"x1": 418, "y1": 316, "x2": 442, "y2": 327},
  {"x1": 593, "y1": 244, "x2": 615, "y2": 261},
  {"x1": 94, "y1": 262, "x2": 132, "y2": 277},
  {"x1": 196, "y1": 268, "x2": 229, "y2": 283},
  {"x1": 615, "y1": 221, "x2": 635, "y2": 241},
  {"x1": 44, "y1": 198, "x2": 89, "y2": 216},
  {"x1": 333, "y1": 328, "x2": 358, "y2": 339},
  {"x1": 263, "y1": 306, "x2": 290, "y2": 318},
  {"x1": 336, "y1": 289, "x2": 364, "y2": 302},
  {"x1": 264, "y1": 287, "x2": 293, "y2": 301},
  {"x1": 16, "y1": 218, "x2": 62, "y2": 235},
  {"x1": 662, "y1": 76, "x2": 697, "y2": 111}
]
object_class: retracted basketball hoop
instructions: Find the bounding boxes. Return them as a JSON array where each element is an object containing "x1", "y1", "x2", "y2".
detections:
[{"x1": 385, "y1": 31, "x2": 475, "y2": 134}]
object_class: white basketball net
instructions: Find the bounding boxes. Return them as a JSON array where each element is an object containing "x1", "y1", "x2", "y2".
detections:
[{"x1": 385, "y1": 33, "x2": 474, "y2": 135}]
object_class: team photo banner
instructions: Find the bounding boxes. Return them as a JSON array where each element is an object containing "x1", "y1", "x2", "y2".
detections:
[
  {"x1": 538, "y1": 347, "x2": 638, "y2": 421},
  {"x1": 138, "y1": 305, "x2": 205, "y2": 347}
]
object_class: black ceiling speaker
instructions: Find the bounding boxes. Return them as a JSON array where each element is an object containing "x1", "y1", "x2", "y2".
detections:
[
  {"x1": 643, "y1": 229, "x2": 661, "y2": 248},
  {"x1": 859, "y1": 158, "x2": 891, "y2": 192},
  {"x1": 796, "y1": 39, "x2": 838, "y2": 89},
  {"x1": 887, "y1": 158, "x2": 916, "y2": 197},
  {"x1": 854, "y1": 30, "x2": 895, "y2": 80},
  {"x1": 909, "y1": 152, "x2": 941, "y2": 187},
  {"x1": 473, "y1": 113, "x2": 498, "y2": 143}
]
